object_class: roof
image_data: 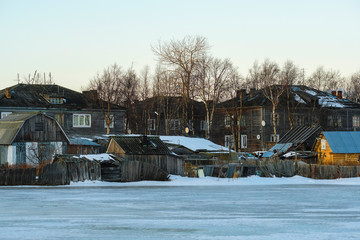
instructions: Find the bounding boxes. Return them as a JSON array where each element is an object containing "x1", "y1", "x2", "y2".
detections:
[
  {"x1": 0, "y1": 112, "x2": 38, "y2": 144},
  {"x1": 0, "y1": 112, "x2": 70, "y2": 145},
  {"x1": 323, "y1": 131, "x2": 360, "y2": 153},
  {"x1": 0, "y1": 84, "x2": 126, "y2": 110},
  {"x1": 262, "y1": 125, "x2": 321, "y2": 158},
  {"x1": 159, "y1": 136, "x2": 230, "y2": 152},
  {"x1": 69, "y1": 138, "x2": 101, "y2": 146},
  {"x1": 219, "y1": 85, "x2": 360, "y2": 109},
  {"x1": 111, "y1": 136, "x2": 172, "y2": 155}
]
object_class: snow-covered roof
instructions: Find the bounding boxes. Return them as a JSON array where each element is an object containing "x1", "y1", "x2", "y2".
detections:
[
  {"x1": 79, "y1": 153, "x2": 116, "y2": 162},
  {"x1": 159, "y1": 136, "x2": 229, "y2": 152}
]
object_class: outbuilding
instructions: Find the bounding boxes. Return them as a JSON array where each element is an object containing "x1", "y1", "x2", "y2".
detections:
[
  {"x1": 314, "y1": 131, "x2": 360, "y2": 165},
  {"x1": 0, "y1": 112, "x2": 69, "y2": 166}
]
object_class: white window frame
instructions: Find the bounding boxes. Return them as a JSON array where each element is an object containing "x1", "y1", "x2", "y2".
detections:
[
  {"x1": 104, "y1": 114, "x2": 114, "y2": 129},
  {"x1": 225, "y1": 135, "x2": 234, "y2": 149},
  {"x1": 147, "y1": 119, "x2": 156, "y2": 131},
  {"x1": 270, "y1": 134, "x2": 280, "y2": 142},
  {"x1": 73, "y1": 114, "x2": 91, "y2": 128},
  {"x1": 321, "y1": 139, "x2": 326, "y2": 150},
  {"x1": 224, "y1": 115, "x2": 231, "y2": 127},
  {"x1": 1, "y1": 112, "x2": 12, "y2": 119},
  {"x1": 241, "y1": 134, "x2": 247, "y2": 149},
  {"x1": 353, "y1": 116, "x2": 360, "y2": 128}
]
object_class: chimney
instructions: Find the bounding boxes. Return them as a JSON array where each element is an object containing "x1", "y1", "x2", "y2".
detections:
[
  {"x1": 331, "y1": 90, "x2": 336, "y2": 97},
  {"x1": 337, "y1": 91, "x2": 343, "y2": 99}
]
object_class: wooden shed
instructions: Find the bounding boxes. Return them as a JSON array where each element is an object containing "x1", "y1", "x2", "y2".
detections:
[
  {"x1": 106, "y1": 135, "x2": 184, "y2": 175},
  {"x1": 314, "y1": 131, "x2": 360, "y2": 165},
  {"x1": 0, "y1": 112, "x2": 69, "y2": 166}
]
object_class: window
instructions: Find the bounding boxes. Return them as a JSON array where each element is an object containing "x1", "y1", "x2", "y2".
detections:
[
  {"x1": 271, "y1": 113, "x2": 280, "y2": 126},
  {"x1": 353, "y1": 116, "x2": 360, "y2": 128},
  {"x1": 50, "y1": 97, "x2": 63, "y2": 104},
  {"x1": 241, "y1": 135, "x2": 247, "y2": 149},
  {"x1": 225, "y1": 135, "x2": 234, "y2": 149},
  {"x1": 73, "y1": 114, "x2": 91, "y2": 127},
  {"x1": 1, "y1": 112, "x2": 12, "y2": 119},
  {"x1": 293, "y1": 114, "x2": 305, "y2": 127},
  {"x1": 168, "y1": 119, "x2": 180, "y2": 130},
  {"x1": 147, "y1": 119, "x2": 156, "y2": 131},
  {"x1": 224, "y1": 115, "x2": 231, "y2": 127},
  {"x1": 327, "y1": 115, "x2": 342, "y2": 127},
  {"x1": 240, "y1": 116, "x2": 246, "y2": 127},
  {"x1": 104, "y1": 115, "x2": 114, "y2": 129},
  {"x1": 188, "y1": 120, "x2": 193, "y2": 131},
  {"x1": 200, "y1": 120, "x2": 208, "y2": 131},
  {"x1": 54, "y1": 113, "x2": 64, "y2": 126},
  {"x1": 270, "y1": 134, "x2": 280, "y2": 142},
  {"x1": 321, "y1": 139, "x2": 326, "y2": 150}
]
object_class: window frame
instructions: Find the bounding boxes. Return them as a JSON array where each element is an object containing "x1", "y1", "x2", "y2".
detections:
[
  {"x1": 353, "y1": 116, "x2": 360, "y2": 128},
  {"x1": 270, "y1": 134, "x2": 280, "y2": 142},
  {"x1": 104, "y1": 114, "x2": 115, "y2": 129},
  {"x1": 224, "y1": 115, "x2": 231, "y2": 127},
  {"x1": 73, "y1": 114, "x2": 91, "y2": 128},
  {"x1": 225, "y1": 135, "x2": 234, "y2": 149},
  {"x1": 147, "y1": 118, "x2": 156, "y2": 131},
  {"x1": 241, "y1": 134, "x2": 247, "y2": 149}
]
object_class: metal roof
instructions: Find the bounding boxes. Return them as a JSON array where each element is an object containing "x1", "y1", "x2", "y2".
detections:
[
  {"x1": 323, "y1": 132, "x2": 360, "y2": 153},
  {"x1": 69, "y1": 138, "x2": 101, "y2": 146},
  {"x1": 111, "y1": 136, "x2": 172, "y2": 155},
  {"x1": 262, "y1": 143, "x2": 293, "y2": 158}
]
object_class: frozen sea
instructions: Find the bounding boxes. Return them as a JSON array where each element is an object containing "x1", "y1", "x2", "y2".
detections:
[{"x1": 1, "y1": 176, "x2": 360, "y2": 240}]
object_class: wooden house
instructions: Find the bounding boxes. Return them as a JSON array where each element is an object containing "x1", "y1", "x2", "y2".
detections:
[
  {"x1": 214, "y1": 85, "x2": 360, "y2": 153},
  {"x1": 0, "y1": 84, "x2": 126, "y2": 138},
  {"x1": 0, "y1": 112, "x2": 70, "y2": 166},
  {"x1": 67, "y1": 138, "x2": 101, "y2": 154},
  {"x1": 106, "y1": 135, "x2": 184, "y2": 175},
  {"x1": 313, "y1": 131, "x2": 360, "y2": 166}
]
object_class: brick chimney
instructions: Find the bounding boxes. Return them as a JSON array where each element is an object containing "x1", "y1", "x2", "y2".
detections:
[
  {"x1": 337, "y1": 90, "x2": 343, "y2": 99},
  {"x1": 331, "y1": 90, "x2": 336, "y2": 97}
]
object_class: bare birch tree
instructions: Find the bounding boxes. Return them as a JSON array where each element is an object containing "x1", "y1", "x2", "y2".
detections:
[{"x1": 152, "y1": 35, "x2": 210, "y2": 130}]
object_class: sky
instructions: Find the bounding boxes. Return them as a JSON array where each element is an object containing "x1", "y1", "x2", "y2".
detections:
[{"x1": 0, "y1": 0, "x2": 359, "y2": 92}]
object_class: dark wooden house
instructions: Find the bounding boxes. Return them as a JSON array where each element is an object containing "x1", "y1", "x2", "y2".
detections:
[
  {"x1": 106, "y1": 135, "x2": 184, "y2": 175},
  {"x1": 127, "y1": 96, "x2": 207, "y2": 137},
  {"x1": 0, "y1": 84, "x2": 126, "y2": 138},
  {"x1": 213, "y1": 85, "x2": 360, "y2": 153},
  {"x1": 0, "y1": 112, "x2": 69, "y2": 165},
  {"x1": 67, "y1": 138, "x2": 101, "y2": 154}
]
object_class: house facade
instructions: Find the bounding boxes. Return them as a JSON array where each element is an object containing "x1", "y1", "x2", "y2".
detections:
[
  {"x1": 0, "y1": 84, "x2": 126, "y2": 138},
  {"x1": 212, "y1": 85, "x2": 360, "y2": 153},
  {"x1": 0, "y1": 112, "x2": 69, "y2": 165}
]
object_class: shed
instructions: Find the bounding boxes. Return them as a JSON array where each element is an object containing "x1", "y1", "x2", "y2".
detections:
[
  {"x1": 0, "y1": 112, "x2": 69, "y2": 166},
  {"x1": 68, "y1": 138, "x2": 101, "y2": 155},
  {"x1": 106, "y1": 135, "x2": 184, "y2": 175},
  {"x1": 314, "y1": 131, "x2": 360, "y2": 166}
]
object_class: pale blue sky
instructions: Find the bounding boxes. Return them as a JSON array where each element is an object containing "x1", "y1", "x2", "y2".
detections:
[{"x1": 1, "y1": 0, "x2": 359, "y2": 91}]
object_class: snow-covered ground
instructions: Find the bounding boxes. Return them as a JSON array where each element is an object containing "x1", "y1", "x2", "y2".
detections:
[
  {"x1": 1, "y1": 176, "x2": 360, "y2": 240},
  {"x1": 70, "y1": 174, "x2": 360, "y2": 187}
]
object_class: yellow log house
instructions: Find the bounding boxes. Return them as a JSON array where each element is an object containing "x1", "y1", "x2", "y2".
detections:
[{"x1": 314, "y1": 132, "x2": 360, "y2": 166}]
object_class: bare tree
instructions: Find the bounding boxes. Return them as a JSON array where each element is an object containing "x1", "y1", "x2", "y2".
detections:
[
  {"x1": 152, "y1": 35, "x2": 210, "y2": 130},
  {"x1": 246, "y1": 61, "x2": 262, "y2": 90},
  {"x1": 89, "y1": 63, "x2": 123, "y2": 134},
  {"x1": 346, "y1": 71, "x2": 360, "y2": 102},
  {"x1": 306, "y1": 66, "x2": 344, "y2": 91},
  {"x1": 258, "y1": 59, "x2": 284, "y2": 142},
  {"x1": 195, "y1": 56, "x2": 234, "y2": 139}
]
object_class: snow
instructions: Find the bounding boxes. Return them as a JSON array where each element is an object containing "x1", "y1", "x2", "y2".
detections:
[
  {"x1": 305, "y1": 89, "x2": 317, "y2": 96},
  {"x1": 318, "y1": 96, "x2": 345, "y2": 108},
  {"x1": 294, "y1": 94, "x2": 306, "y2": 104},
  {"x1": 1, "y1": 175, "x2": 360, "y2": 240},
  {"x1": 159, "y1": 135, "x2": 229, "y2": 152},
  {"x1": 78, "y1": 153, "x2": 115, "y2": 161},
  {"x1": 69, "y1": 175, "x2": 360, "y2": 187}
]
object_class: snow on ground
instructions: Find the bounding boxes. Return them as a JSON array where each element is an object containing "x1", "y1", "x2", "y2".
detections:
[{"x1": 69, "y1": 175, "x2": 360, "y2": 187}]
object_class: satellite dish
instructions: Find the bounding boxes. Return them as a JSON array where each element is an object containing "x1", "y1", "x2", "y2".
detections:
[
  {"x1": 257, "y1": 134, "x2": 261, "y2": 140},
  {"x1": 261, "y1": 120, "x2": 266, "y2": 127}
]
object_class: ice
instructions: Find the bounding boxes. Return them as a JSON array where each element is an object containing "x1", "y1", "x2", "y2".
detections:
[{"x1": 1, "y1": 176, "x2": 360, "y2": 240}]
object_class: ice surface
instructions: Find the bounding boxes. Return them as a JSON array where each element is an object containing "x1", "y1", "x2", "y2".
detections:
[{"x1": 1, "y1": 176, "x2": 360, "y2": 240}]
